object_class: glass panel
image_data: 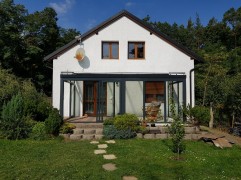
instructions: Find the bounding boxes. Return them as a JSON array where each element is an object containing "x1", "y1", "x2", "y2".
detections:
[
  {"x1": 105, "y1": 81, "x2": 120, "y2": 118},
  {"x1": 145, "y1": 81, "x2": 164, "y2": 123},
  {"x1": 128, "y1": 43, "x2": 135, "y2": 58},
  {"x1": 125, "y1": 81, "x2": 143, "y2": 118},
  {"x1": 102, "y1": 43, "x2": 109, "y2": 58},
  {"x1": 137, "y1": 43, "x2": 144, "y2": 58},
  {"x1": 111, "y1": 43, "x2": 118, "y2": 59}
]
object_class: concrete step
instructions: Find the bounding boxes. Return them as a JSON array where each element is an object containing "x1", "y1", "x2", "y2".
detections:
[{"x1": 71, "y1": 123, "x2": 103, "y2": 129}]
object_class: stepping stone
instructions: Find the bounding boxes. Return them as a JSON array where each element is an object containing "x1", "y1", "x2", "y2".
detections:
[
  {"x1": 98, "y1": 144, "x2": 108, "y2": 149},
  {"x1": 103, "y1": 154, "x2": 117, "y2": 160},
  {"x1": 90, "y1": 141, "x2": 99, "y2": 144},
  {"x1": 123, "y1": 176, "x2": 138, "y2": 180},
  {"x1": 94, "y1": 149, "x2": 106, "y2": 154},
  {"x1": 105, "y1": 140, "x2": 116, "y2": 144},
  {"x1": 102, "y1": 163, "x2": 117, "y2": 171}
]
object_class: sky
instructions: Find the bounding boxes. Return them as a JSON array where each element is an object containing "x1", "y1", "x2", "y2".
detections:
[{"x1": 15, "y1": 0, "x2": 241, "y2": 34}]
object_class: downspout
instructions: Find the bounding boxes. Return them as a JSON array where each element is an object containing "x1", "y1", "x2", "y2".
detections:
[{"x1": 189, "y1": 68, "x2": 195, "y2": 108}]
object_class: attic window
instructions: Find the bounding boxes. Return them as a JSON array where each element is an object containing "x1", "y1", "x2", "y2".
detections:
[
  {"x1": 128, "y1": 42, "x2": 145, "y2": 59},
  {"x1": 102, "y1": 42, "x2": 119, "y2": 59}
]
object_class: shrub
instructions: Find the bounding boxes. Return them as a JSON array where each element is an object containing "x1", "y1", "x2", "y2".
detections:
[
  {"x1": 45, "y1": 108, "x2": 63, "y2": 136},
  {"x1": 103, "y1": 125, "x2": 136, "y2": 139},
  {"x1": 30, "y1": 122, "x2": 48, "y2": 140},
  {"x1": 190, "y1": 106, "x2": 210, "y2": 126},
  {"x1": 60, "y1": 122, "x2": 76, "y2": 134},
  {"x1": 113, "y1": 114, "x2": 139, "y2": 131},
  {"x1": 103, "y1": 117, "x2": 115, "y2": 125},
  {"x1": 168, "y1": 118, "x2": 185, "y2": 155},
  {"x1": 0, "y1": 93, "x2": 33, "y2": 139}
]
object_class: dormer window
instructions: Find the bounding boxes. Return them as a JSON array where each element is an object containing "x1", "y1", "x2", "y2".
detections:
[
  {"x1": 128, "y1": 42, "x2": 145, "y2": 59},
  {"x1": 102, "y1": 42, "x2": 119, "y2": 59}
]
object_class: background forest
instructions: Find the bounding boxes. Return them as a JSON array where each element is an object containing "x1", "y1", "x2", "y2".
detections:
[{"x1": 1, "y1": 0, "x2": 241, "y2": 130}]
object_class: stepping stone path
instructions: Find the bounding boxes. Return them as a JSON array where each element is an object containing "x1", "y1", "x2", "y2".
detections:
[
  {"x1": 123, "y1": 176, "x2": 138, "y2": 180},
  {"x1": 94, "y1": 149, "x2": 106, "y2": 154},
  {"x1": 102, "y1": 163, "x2": 117, "y2": 171},
  {"x1": 103, "y1": 154, "x2": 117, "y2": 160},
  {"x1": 98, "y1": 144, "x2": 108, "y2": 149},
  {"x1": 90, "y1": 139, "x2": 137, "y2": 179}
]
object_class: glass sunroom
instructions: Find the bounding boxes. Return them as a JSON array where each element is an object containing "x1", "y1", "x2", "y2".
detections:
[{"x1": 60, "y1": 73, "x2": 186, "y2": 123}]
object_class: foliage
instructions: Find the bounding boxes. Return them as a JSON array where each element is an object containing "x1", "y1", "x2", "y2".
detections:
[
  {"x1": 103, "y1": 125, "x2": 136, "y2": 139},
  {"x1": 190, "y1": 106, "x2": 210, "y2": 126},
  {"x1": 113, "y1": 113, "x2": 139, "y2": 131},
  {"x1": 103, "y1": 117, "x2": 115, "y2": 125},
  {"x1": 30, "y1": 122, "x2": 48, "y2": 140},
  {"x1": 45, "y1": 108, "x2": 63, "y2": 136},
  {"x1": 0, "y1": 93, "x2": 33, "y2": 139},
  {"x1": 60, "y1": 122, "x2": 76, "y2": 134}
]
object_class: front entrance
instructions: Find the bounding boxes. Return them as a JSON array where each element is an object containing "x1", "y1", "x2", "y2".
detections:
[{"x1": 83, "y1": 81, "x2": 107, "y2": 116}]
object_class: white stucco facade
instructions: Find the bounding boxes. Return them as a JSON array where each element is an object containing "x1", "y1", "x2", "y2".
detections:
[{"x1": 49, "y1": 12, "x2": 197, "y2": 119}]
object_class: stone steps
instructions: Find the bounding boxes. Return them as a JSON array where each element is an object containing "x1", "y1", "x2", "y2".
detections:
[{"x1": 60, "y1": 123, "x2": 104, "y2": 140}]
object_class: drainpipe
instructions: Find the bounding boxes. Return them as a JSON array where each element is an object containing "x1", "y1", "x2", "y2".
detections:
[{"x1": 189, "y1": 68, "x2": 195, "y2": 108}]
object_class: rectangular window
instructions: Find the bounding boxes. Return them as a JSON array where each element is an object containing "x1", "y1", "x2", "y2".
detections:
[
  {"x1": 128, "y1": 42, "x2": 145, "y2": 59},
  {"x1": 102, "y1": 42, "x2": 119, "y2": 59}
]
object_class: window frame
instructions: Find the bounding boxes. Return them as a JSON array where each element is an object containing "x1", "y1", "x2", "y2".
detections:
[
  {"x1": 128, "y1": 42, "x2": 145, "y2": 60},
  {"x1": 102, "y1": 41, "x2": 119, "y2": 60}
]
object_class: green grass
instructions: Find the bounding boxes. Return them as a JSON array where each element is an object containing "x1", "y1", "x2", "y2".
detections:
[{"x1": 0, "y1": 139, "x2": 241, "y2": 180}]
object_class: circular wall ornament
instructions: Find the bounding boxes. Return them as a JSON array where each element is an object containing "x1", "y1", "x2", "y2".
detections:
[{"x1": 75, "y1": 48, "x2": 85, "y2": 61}]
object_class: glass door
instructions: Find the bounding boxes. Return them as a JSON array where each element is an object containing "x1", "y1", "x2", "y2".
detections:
[{"x1": 83, "y1": 81, "x2": 97, "y2": 116}]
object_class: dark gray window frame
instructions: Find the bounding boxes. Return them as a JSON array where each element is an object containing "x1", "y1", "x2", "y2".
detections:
[{"x1": 60, "y1": 73, "x2": 186, "y2": 123}]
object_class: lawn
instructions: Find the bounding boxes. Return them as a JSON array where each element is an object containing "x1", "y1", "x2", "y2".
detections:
[{"x1": 0, "y1": 138, "x2": 241, "y2": 180}]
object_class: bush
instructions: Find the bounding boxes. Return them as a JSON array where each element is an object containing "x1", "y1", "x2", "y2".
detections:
[
  {"x1": 60, "y1": 122, "x2": 76, "y2": 134},
  {"x1": 103, "y1": 117, "x2": 115, "y2": 125},
  {"x1": 103, "y1": 125, "x2": 136, "y2": 139},
  {"x1": 30, "y1": 122, "x2": 48, "y2": 140},
  {"x1": 0, "y1": 93, "x2": 33, "y2": 139},
  {"x1": 45, "y1": 108, "x2": 63, "y2": 136},
  {"x1": 190, "y1": 106, "x2": 210, "y2": 126},
  {"x1": 113, "y1": 114, "x2": 139, "y2": 131}
]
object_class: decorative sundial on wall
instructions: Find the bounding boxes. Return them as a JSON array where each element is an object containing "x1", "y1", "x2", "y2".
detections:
[{"x1": 75, "y1": 48, "x2": 85, "y2": 61}]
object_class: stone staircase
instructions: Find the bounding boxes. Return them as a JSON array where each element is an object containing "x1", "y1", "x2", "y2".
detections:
[{"x1": 61, "y1": 123, "x2": 104, "y2": 140}]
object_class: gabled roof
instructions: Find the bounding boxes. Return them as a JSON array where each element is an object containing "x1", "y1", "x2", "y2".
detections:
[{"x1": 44, "y1": 10, "x2": 203, "y2": 62}]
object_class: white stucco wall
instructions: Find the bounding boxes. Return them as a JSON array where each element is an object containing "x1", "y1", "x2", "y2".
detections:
[{"x1": 52, "y1": 16, "x2": 195, "y2": 117}]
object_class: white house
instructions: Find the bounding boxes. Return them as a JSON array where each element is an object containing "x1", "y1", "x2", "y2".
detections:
[{"x1": 44, "y1": 10, "x2": 202, "y2": 123}]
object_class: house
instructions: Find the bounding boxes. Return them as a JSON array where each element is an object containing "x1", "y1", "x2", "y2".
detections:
[{"x1": 44, "y1": 10, "x2": 202, "y2": 123}]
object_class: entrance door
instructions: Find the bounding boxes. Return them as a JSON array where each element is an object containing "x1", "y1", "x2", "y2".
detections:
[{"x1": 83, "y1": 81, "x2": 107, "y2": 116}]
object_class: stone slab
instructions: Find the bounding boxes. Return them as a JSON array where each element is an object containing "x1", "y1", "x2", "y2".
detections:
[
  {"x1": 98, "y1": 144, "x2": 108, "y2": 149},
  {"x1": 69, "y1": 134, "x2": 82, "y2": 140},
  {"x1": 103, "y1": 154, "x2": 117, "y2": 160},
  {"x1": 155, "y1": 134, "x2": 168, "y2": 139},
  {"x1": 102, "y1": 163, "x2": 117, "y2": 171},
  {"x1": 123, "y1": 176, "x2": 138, "y2": 180},
  {"x1": 94, "y1": 149, "x2": 106, "y2": 154},
  {"x1": 82, "y1": 135, "x2": 94, "y2": 140},
  {"x1": 84, "y1": 129, "x2": 96, "y2": 134},
  {"x1": 136, "y1": 133, "x2": 143, "y2": 139},
  {"x1": 94, "y1": 135, "x2": 104, "y2": 140},
  {"x1": 105, "y1": 140, "x2": 116, "y2": 144},
  {"x1": 96, "y1": 129, "x2": 103, "y2": 135},
  {"x1": 143, "y1": 134, "x2": 155, "y2": 139},
  {"x1": 90, "y1": 141, "x2": 99, "y2": 144}
]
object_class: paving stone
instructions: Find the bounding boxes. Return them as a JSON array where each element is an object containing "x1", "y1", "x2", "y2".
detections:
[
  {"x1": 105, "y1": 140, "x2": 116, "y2": 144},
  {"x1": 94, "y1": 149, "x2": 106, "y2": 154},
  {"x1": 69, "y1": 134, "x2": 82, "y2": 140},
  {"x1": 96, "y1": 129, "x2": 103, "y2": 135},
  {"x1": 185, "y1": 126, "x2": 196, "y2": 134},
  {"x1": 98, "y1": 144, "x2": 108, "y2": 149},
  {"x1": 102, "y1": 163, "x2": 117, "y2": 171},
  {"x1": 90, "y1": 141, "x2": 99, "y2": 144},
  {"x1": 73, "y1": 129, "x2": 84, "y2": 134},
  {"x1": 84, "y1": 129, "x2": 96, "y2": 134},
  {"x1": 155, "y1": 133, "x2": 168, "y2": 139},
  {"x1": 136, "y1": 133, "x2": 143, "y2": 139},
  {"x1": 143, "y1": 134, "x2": 155, "y2": 139},
  {"x1": 94, "y1": 135, "x2": 104, "y2": 140},
  {"x1": 123, "y1": 176, "x2": 138, "y2": 180},
  {"x1": 103, "y1": 154, "x2": 117, "y2": 160},
  {"x1": 82, "y1": 134, "x2": 94, "y2": 140}
]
